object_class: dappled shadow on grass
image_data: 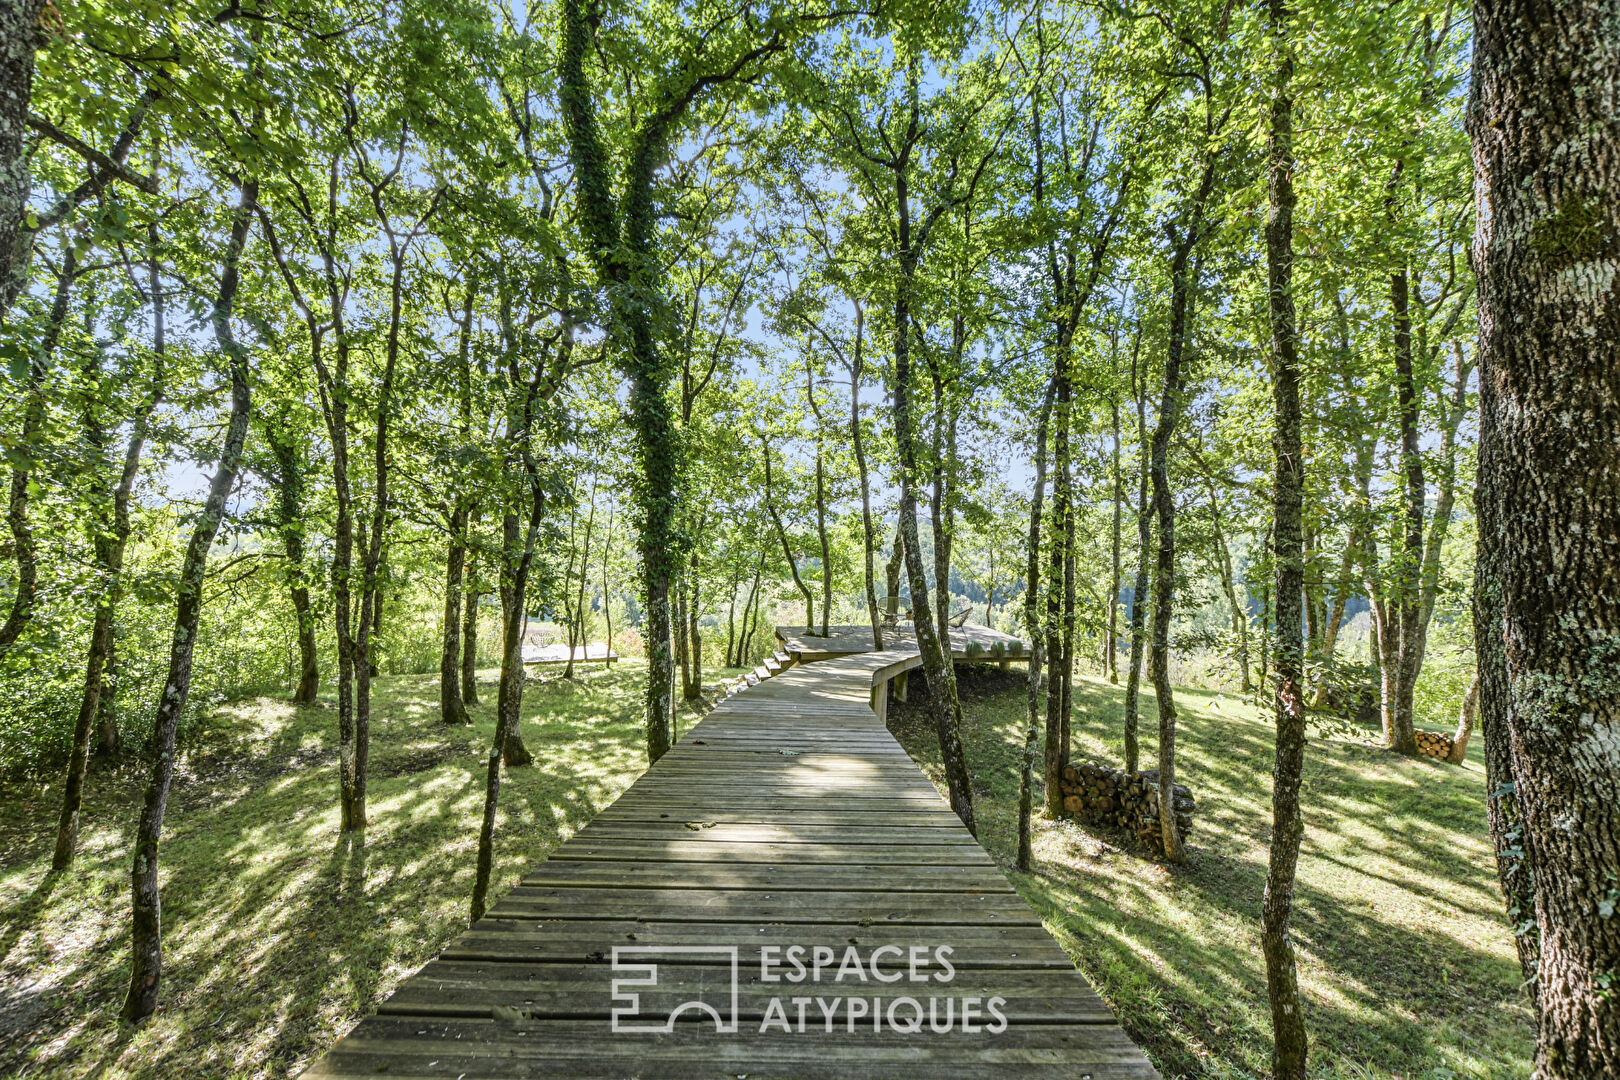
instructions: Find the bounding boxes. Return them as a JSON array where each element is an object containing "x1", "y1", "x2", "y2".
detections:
[
  {"x1": 888, "y1": 664, "x2": 1532, "y2": 1080},
  {"x1": 0, "y1": 662, "x2": 656, "y2": 1079}
]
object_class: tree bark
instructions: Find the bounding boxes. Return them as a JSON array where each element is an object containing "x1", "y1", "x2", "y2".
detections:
[
  {"x1": 0, "y1": 239, "x2": 73, "y2": 654},
  {"x1": 1150, "y1": 160, "x2": 1217, "y2": 863},
  {"x1": 1044, "y1": 370, "x2": 1071, "y2": 818},
  {"x1": 122, "y1": 180, "x2": 257, "y2": 1023},
  {"x1": 1447, "y1": 669, "x2": 1478, "y2": 765},
  {"x1": 1471, "y1": 1, "x2": 1620, "y2": 1071},
  {"x1": 441, "y1": 506, "x2": 470, "y2": 724},
  {"x1": 1124, "y1": 347, "x2": 1151, "y2": 775},
  {"x1": 0, "y1": 0, "x2": 44, "y2": 321},
  {"x1": 53, "y1": 241, "x2": 163, "y2": 869},
  {"x1": 1107, "y1": 387, "x2": 1123, "y2": 684},
  {"x1": 1260, "y1": 6, "x2": 1309, "y2": 1072},
  {"x1": 462, "y1": 510, "x2": 481, "y2": 706},
  {"x1": 1018, "y1": 381, "x2": 1056, "y2": 872},
  {"x1": 267, "y1": 424, "x2": 318, "y2": 704},
  {"x1": 849, "y1": 308, "x2": 883, "y2": 650}
]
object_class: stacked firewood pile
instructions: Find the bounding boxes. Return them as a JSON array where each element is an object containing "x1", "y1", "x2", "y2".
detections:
[
  {"x1": 1414, "y1": 730, "x2": 1455, "y2": 760},
  {"x1": 1059, "y1": 761, "x2": 1195, "y2": 857}
]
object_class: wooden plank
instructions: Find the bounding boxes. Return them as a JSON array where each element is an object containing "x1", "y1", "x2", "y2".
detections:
[
  {"x1": 299, "y1": 635, "x2": 1155, "y2": 1080},
  {"x1": 562, "y1": 838, "x2": 989, "y2": 862},
  {"x1": 375, "y1": 962, "x2": 1113, "y2": 1025},
  {"x1": 489, "y1": 887, "x2": 1043, "y2": 925},
  {"x1": 441, "y1": 920, "x2": 1078, "y2": 969},
  {"x1": 520, "y1": 862, "x2": 1011, "y2": 892},
  {"x1": 303, "y1": 1018, "x2": 1160, "y2": 1080}
]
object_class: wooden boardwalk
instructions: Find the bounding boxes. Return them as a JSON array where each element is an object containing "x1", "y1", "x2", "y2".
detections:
[{"x1": 303, "y1": 649, "x2": 1157, "y2": 1079}]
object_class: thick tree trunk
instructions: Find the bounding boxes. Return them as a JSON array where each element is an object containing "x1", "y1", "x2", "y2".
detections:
[
  {"x1": 1260, "y1": 9, "x2": 1309, "y2": 1073},
  {"x1": 1471, "y1": 3, "x2": 1620, "y2": 1072},
  {"x1": 1017, "y1": 382, "x2": 1056, "y2": 872},
  {"x1": 0, "y1": 0, "x2": 44, "y2": 320},
  {"x1": 122, "y1": 181, "x2": 256, "y2": 1023}
]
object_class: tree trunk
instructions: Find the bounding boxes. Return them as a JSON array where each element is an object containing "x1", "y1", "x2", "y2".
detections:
[
  {"x1": 1124, "y1": 346, "x2": 1152, "y2": 775},
  {"x1": 1107, "y1": 389, "x2": 1123, "y2": 684},
  {"x1": 1447, "y1": 669, "x2": 1478, "y2": 765},
  {"x1": 496, "y1": 506, "x2": 536, "y2": 768},
  {"x1": 1044, "y1": 371, "x2": 1072, "y2": 818},
  {"x1": 849, "y1": 311, "x2": 883, "y2": 650},
  {"x1": 1471, "y1": 3, "x2": 1620, "y2": 1070},
  {"x1": 122, "y1": 180, "x2": 256, "y2": 1023},
  {"x1": 885, "y1": 529, "x2": 904, "y2": 618},
  {"x1": 1018, "y1": 381, "x2": 1056, "y2": 872},
  {"x1": 0, "y1": 240, "x2": 73, "y2": 654},
  {"x1": 0, "y1": 0, "x2": 44, "y2": 320},
  {"x1": 268, "y1": 426, "x2": 319, "y2": 705},
  {"x1": 762, "y1": 435, "x2": 815, "y2": 634},
  {"x1": 56, "y1": 236, "x2": 167, "y2": 867},
  {"x1": 1260, "y1": 9, "x2": 1309, "y2": 1072},
  {"x1": 1386, "y1": 267, "x2": 1423, "y2": 756},
  {"x1": 890, "y1": 161, "x2": 973, "y2": 835},
  {"x1": 441, "y1": 506, "x2": 470, "y2": 724},
  {"x1": 462, "y1": 513, "x2": 481, "y2": 706},
  {"x1": 1149, "y1": 179, "x2": 1214, "y2": 863}
]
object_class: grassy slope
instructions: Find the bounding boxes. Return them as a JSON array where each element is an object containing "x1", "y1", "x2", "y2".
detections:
[
  {"x1": 887, "y1": 665, "x2": 1533, "y2": 1080},
  {"x1": 2, "y1": 660, "x2": 1532, "y2": 1080},
  {"x1": 0, "y1": 663, "x2": 694, "y2": 1079}
]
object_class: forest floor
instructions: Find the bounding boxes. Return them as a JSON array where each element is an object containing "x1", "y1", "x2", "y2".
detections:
[
  {"x1": 0, "y1": 661, "x2": 1532, "y2": 1079},
  {"x1": 889, "y1": 665, "x2": 1534, "y2": 1080},
  {"x1": 0, "y1": 660, "x2": 718, "y2": 1080}
]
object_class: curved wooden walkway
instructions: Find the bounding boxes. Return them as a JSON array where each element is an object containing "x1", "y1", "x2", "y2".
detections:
[{"x1": 303, "y1": 648, "x2": 1157, "y2": 1079}]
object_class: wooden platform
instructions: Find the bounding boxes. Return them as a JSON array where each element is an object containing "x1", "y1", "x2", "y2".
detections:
[
  {"x1": 774, "y1": 623, "x2": 1028, "y2": 665},
  {"x1": 522, "y1": 643, "x2": 619, "y2": 666},
  {"x1": 301, "y1": 650, "x2": 1156, "y2": 1079}
]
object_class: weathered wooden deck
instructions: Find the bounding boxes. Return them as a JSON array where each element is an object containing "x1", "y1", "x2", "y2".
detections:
[{"x1": 302, "y1": 649, "x2": 1156, "y2": 1079}]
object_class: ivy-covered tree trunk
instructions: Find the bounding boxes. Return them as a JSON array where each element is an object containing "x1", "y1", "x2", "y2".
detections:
[
  {"x1": 1260, "y1": 4, "x2": 1309, "y2": 1072},
  {"x1": 268, "y1": 426, "x2": 318, "y2": 705},
  {"x1": 1471, "y1": 0, "x2": 1620, "y2": 1073},
  {"x1": 122, "y1": 180, "x2": 257, "y2": 1023},
  {"x1": 0, "y1": 0, "x2": 44, "y2": 319}
]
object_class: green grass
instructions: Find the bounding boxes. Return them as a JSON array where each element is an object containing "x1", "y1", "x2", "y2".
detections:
[
  {"x1": 0, "y1": 662, "x2": 691, "y2": 1079},
  {"x1": 1, "y1": 659, "x2": 1532, "y2": 1080},
  {"x1": 887, "y1": 666, "x2": 1533, "y2": 1080}
]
